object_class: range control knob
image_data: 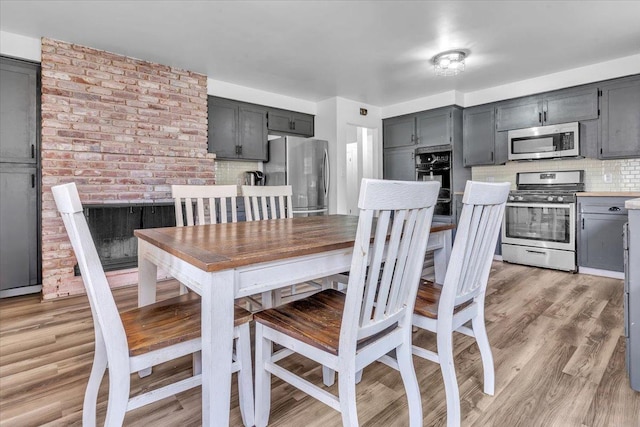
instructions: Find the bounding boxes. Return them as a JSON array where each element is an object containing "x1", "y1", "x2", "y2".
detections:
[
  {"x1": 557, "y1": 196, "x2": 564, "y2": 202},
  {"x1": 516, "y1": 196, "x2": 524, "y2": 201},
  {"x1": 509, "y1": 195, "x2": 515, "y2": 201},
  {"x1": 547, "y1": 196, "x2": 554, "y2": 202}
]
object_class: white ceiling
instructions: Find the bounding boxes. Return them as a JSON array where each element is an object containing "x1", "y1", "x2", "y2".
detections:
[{"x1": 1, "y1": 1, "x2": 640, "y2": 106}]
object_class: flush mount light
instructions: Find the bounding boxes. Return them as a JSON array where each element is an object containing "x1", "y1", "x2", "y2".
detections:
[{"x1": 432, "y1": 50, "x2": 467, "y2": 76}]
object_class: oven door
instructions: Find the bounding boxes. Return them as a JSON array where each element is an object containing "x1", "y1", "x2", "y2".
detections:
[{"x1": 502, "y1": 202, "x2": 575, "y2": 251}]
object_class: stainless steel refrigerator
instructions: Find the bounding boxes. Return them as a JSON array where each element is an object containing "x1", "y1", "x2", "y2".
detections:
[{"x1": 264, "y1": 136, "x2": 329, "y2": 216}]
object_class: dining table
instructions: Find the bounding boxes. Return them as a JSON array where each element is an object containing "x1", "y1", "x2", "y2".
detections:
[{"x1": 135, "y1": 214, "x2": 454, "y2": 426}]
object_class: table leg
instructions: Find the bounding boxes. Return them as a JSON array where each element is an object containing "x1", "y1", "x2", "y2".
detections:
[
  {"x1": 137, "y1": 240, "x2": 157, "y2": 308},
  {"x1": 434, "y1": 230, "x2": 452, "y2": 284},
  {"x1": 137, "y1": 240, "x2": 157, "y2": 378},
  {"x1": 201, "y1": 270, "x2": 235, "y2": 427}
]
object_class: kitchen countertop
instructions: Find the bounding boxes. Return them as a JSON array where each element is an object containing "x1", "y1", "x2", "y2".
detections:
[
  {"x1": 577, "y1": 192, "x2": 640, "y2": 197},
  {"x1": 626, "y1": 198, "x2": 640, "y2": 210}
]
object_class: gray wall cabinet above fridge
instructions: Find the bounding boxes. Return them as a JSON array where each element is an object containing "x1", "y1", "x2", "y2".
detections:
[{"x1": 267, "y1": 108, "x2": 314, "y2": 137}]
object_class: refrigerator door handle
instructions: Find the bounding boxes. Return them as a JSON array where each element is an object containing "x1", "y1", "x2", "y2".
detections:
[{"x1": 323, "y1": 147, "x2": 329, "y2": 200}]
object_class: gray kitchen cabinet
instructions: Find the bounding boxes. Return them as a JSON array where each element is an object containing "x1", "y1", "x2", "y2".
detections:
[
  {"x1": 267, "y1": 108, "x2": 314, "y2": 137},
  {"x1": 383, "y1": 115, "x2": 415, "y2": 148},
  {"x1": 383, "y1": 147, "x2": 415, "y2": 181},
  {"x1": 0, "y1": 165, "x2": 39, "y2": 293},
  {"x1": 416, "y1": 108, "x2": 451, "y2": 147},
  {"x1": 0, "y1": 57, "x2": 40, "y2": 297},
  {"x1": 578, "y1": 196, "x2": 632, "y2": 272},
  {"x1": 0, "y1": 58, "x2": 38, "y2": 164},
  {"x1": 599, "y1": 75, "x2": 640, "y2": 159},
  {"x1": 463, "y1": 104, "x2": 497, "y2": 166},
  {"x1": 208, "y1": 96, "x2": 268, "y2": 161},
  {"x1": 496, "y1": 86, "x2": 599, "y2": 131}
]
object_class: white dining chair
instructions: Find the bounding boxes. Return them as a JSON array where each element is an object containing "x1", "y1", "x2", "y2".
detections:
[
  {"x1": 52, "y1": 182, "x2": 255, "y2": 427},
  {"x1": 171, "y1": 184, "x2": 238, "y2": 226},
  {"x1": 253, "y1": 178, "x2": 441, "y2": 427},
  {"x1": 241, "y1": 184, "x2": 326, "y2": 306},
  {"x1": 389, "y1": 180, "x2": 510, "y2": 427}
]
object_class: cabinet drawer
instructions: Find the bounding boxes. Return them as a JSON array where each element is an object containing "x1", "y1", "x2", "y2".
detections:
[{"x1": 579, "y1": 197, "x2": 631, "y2": 215}]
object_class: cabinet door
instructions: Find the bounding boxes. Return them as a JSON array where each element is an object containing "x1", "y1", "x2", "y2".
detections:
[
  {"x1": 383, "y1": 116, "x2": 415, "y2": 148},
  {"x1": 463, "y1": 105, "x2": 495, "y2": 166},
  {"x1": 238, "y1": 105, "x2": 268, "y2": 161},
  {"x1": 416, "y1": 108, "x2": 450, "y2": 147},
  {"x1": 267, "y1": 110, "x2": 292, "y2": 133},
  {"x1": 579, "y1": 213, "x2": 627, "y2": 272},
  {"x1": 383, "y1": 147, "x2": 415, "y2": 181},
  {"x1": 0, "y1": 165, "x2": 39, "y2": 290},
  {"x1": 496, "y1": 96, "x2": 542, "y2": 131},
  {"x1": 600, "y1": 77, "x2": 640, "y2": 159},
  {"x1": 208, "y1": 97, "x2": 238, "y2": 158},
  {"x1": 290, "y1": 112, "x2": 314, "y2": 137},
  {"x1": 543, "y1": 87, "x2": 599, "y2": 125},
  {"x1": 0, "y1": 58, "x2": 38, "y2": 164}
]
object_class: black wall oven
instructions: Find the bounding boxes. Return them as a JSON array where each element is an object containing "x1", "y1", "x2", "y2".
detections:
[{"x1": 415, "y1": 146, "x2": 451, "y2": 217}]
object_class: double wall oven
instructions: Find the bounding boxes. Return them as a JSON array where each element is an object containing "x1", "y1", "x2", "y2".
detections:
[
  {"x1": 415, "y1": 146, "x2": 452, "y2": 218},
  {"x1": 502, "y1": 170, "x2": 584, "y2": 272}
]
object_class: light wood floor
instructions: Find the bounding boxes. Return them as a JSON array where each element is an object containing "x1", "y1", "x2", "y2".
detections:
[{"x1": 1, "y1": 262, "x2": 638, "y2": 426}]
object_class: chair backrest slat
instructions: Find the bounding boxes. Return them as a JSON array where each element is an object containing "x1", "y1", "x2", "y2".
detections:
[
  {"x1": 241, "y1": 185, "x2": 293, "y2": 221},
  {"x1": 171, "y1": 185, "x2": 238, "y2": 226},
  {"x1": 52, "y1": 183, "x2": 130, "y2": 368},
  {"x1": 439, "y1": 181, "x2": 510, "y2": 312},
  {"x1": 341, "y1": 179, "x2": 440, "y2": 349}
]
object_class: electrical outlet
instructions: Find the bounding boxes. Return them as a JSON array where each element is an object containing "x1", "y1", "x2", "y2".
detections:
[{"x1": 603, "y1": 173, "x2": 612, "y2": 183}]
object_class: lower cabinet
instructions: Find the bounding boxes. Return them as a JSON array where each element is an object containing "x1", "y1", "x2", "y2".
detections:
[
  {"x1": 578, "y1": 196, "x2": 632, "y2": 272},
  {"x1": 383, "y1": 147, "x2": 415, "y2": 181}
]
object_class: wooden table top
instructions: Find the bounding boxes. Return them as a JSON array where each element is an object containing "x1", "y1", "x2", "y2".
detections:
[{"x1": 135, "y1": 215, "x2": 455, "y2": 273}]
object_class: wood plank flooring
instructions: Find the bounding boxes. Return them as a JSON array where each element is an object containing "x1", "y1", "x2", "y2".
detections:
[{"x1": 1, "y1": 262, "x2": 638, "y2": 426}]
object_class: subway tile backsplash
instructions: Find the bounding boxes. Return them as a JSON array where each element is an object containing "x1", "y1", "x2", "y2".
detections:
[
  {"x1": 472, "y1": 158, "x2": 640, "y2": 191},
  {"x1": 215, "y1": 160, "x2": 262, "y2": 185}
]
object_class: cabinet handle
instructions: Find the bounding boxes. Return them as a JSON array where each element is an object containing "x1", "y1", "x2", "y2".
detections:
[
  {"x1": 411, "y1": 151, "x2": 415, "y2": 159},
  {"x1": 31, "y1": 174, "x2": 35, "y2": 188},
  {"x1": 543, "y1": 111, "x2": 547, "y2": 122},
  {"x1": 31, "y1": 144, "x2": 35, "y2": 159},
  {"x1": 609, "y1": 206, "x2": 621, "y2": 212},
  {"x1": 292, "y1": 121, "x2": 296, "y2": 130},
  {"x1": 581, "y1": 218, "x2": 585, "y2": 229},
  {"x1": 490, "y1": 151, "x2": 494, "y2": 161},
  {"x1": 538, "y1": 112, "x2": 542, "y2": 124}
]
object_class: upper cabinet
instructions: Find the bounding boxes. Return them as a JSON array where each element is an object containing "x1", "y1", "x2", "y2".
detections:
[
  {"x1": 599, "y1": 75, "x2": 640, "y2": 159},
  {"x1": 383, "y1": 106, "x2": 459, "y2": 149},
  {"x1": 496, "y1": 86, "x2": 599, "y2": 131},
  {"x1": 208, "y1": 96, "x2": 268, "y2": 161},
  {"x1": 267, "y1": 108, "x2": 314, "y2": 137},
  {"x1": 463, "y1": 104, "x2": 497, "y2": 167}
]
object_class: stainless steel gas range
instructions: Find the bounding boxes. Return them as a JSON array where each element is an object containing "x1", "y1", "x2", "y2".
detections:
[{"x1": 502, "y1": 170, "x2": 584, "y2": 272}]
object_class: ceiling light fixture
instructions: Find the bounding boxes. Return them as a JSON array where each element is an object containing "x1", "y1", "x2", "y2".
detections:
[{"x1": 432, "y1": 50, "x2": 467, "y2": 76}]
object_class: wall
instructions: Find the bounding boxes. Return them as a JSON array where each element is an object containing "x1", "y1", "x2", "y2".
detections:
[
  {"x1": 40, "y1": 38, "x2": 213, "y2": 299},
  {"x1": 472, "y1": 158, "x2": 640, "y2": 191}
]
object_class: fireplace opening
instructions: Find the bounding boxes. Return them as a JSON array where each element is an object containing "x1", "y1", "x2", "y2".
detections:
[{"x1": 74, "y1": 203, "x2": 176, "y2": 275}]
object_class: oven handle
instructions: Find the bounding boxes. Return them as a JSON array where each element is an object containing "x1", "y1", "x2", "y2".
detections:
[
  {"x1": 526, "y1": 249, "x2": 547, "y2": 255},
  {"x1": 506, "y1": 202, "x2": 574, "y2": 209}
]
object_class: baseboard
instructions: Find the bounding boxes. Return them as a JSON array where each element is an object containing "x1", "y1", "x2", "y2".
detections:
[
  {"x1": 0, "y1": 284, "x2": 42, "y2": 299},
  {"x1": 578, "y1": 266, "x2": 624, "y2": 280}
]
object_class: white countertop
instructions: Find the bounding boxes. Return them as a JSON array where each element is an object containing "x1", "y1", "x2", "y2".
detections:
[{"x1": 626, "y1": 198, "x2": 640, "y2": 210}]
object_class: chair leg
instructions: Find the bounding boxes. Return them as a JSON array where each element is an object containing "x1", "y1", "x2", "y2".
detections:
[
  {"x1": 179, "y1": 283, "x2": 189, "y2": 295},
  {"x1": 437, "y1": 331, "x2": 461, "y2": 427},
  {"x1": 83, "y1": 343, "x2": 107, "y2": 427},
  {"x1": 236, "y1": 324, "x2": 255, "y2": 427},
  {"x1": 193, "y1": 351, "x2": 202, "y2": 375},
  {"x1": 338, "y1": 365, "x2": 360, "y2": 427},
  {"x1": 104, "y1": 368, "x2": 130, "y2": 427},
  {"x1": 322, "y1": 366, "x2": 336, "y2": 386},
  {"x1": 396, "y1": 341, "x2": 423, "y2": 427},
  {"x1": 472, "y1": 314, "x2": 495, "y2": 395},
  {"x1": 255, "y1": 323, "x2": 272, "y2": 427}
]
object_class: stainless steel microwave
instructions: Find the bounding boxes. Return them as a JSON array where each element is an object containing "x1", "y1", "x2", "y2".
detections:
[{"x1": 508, "y1": 122, "x2": 579, "y2": 161}]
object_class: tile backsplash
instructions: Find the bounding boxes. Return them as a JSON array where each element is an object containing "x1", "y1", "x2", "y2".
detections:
[
  {"x1": 472, "y1": 157, "x2": 640, "y2": 191},
  {"x1": 215, "y1": 160, "x2": 262, "y2": 185}
]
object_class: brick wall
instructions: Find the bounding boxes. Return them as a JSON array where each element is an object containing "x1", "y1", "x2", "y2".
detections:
[{"x1": 40, "y1": 38, "x2": 215, "y2": 299}]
